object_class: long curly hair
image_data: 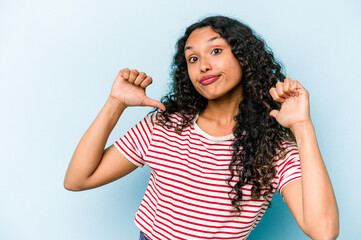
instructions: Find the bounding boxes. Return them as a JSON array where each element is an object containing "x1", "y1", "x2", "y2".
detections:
[{"x1": 157, "y1": 16, "x2": 294, "y2": 213}]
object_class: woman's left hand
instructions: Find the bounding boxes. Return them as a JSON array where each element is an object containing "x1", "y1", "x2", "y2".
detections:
[{"x1": 269, "y1": 78, "x2": 311, "y2": 132}]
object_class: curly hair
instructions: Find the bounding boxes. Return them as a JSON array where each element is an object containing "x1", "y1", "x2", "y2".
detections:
[{"x1": 157, "y1": 15, "x2": 295, "y2": 213}]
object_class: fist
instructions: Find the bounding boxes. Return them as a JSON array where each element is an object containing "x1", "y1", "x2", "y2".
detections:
[
  {"x1": 269, "y1": 78, "x2": 310, "y2": 130},
  {"x1": 109, "y1": 68, "x2": 165, "y2": 110}
]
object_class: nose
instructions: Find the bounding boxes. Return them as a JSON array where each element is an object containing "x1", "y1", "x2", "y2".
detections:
[{"x1": 200, "y1": 57, "x2": 212, "y2": 73}]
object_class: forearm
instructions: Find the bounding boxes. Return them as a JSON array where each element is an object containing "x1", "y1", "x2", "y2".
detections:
[
  {"x1": 64, "y1": 96, "x2": 127, "y2": 190},
  {"x1": 291, "y1": 121, "x2": 339, "y2": 238}
]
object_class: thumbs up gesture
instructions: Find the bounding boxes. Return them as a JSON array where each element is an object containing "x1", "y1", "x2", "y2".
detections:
[{"x1": 109, "y1": 68, "x2": 166, "y2": 111}]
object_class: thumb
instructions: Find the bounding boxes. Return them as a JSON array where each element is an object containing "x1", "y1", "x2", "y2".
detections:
[
  {"x1": 269, "y1": 109, "x2": 279, "y2": 119},
  {"x1": 143, "y1": 97, "x2": 166, "y2": 111}
]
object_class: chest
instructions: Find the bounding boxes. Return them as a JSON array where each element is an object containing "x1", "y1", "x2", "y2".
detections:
[{"x1": 146, "y1": 128, "x2": 232, "y2": 176}]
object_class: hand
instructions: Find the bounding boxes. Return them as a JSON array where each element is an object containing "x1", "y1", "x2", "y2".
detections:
[
  {"x1": 109, "y1": 68, "x2": 166, "y2": 110},
  {"x1": 269, "y1": 78, "x2": 311, "y2": 131}
]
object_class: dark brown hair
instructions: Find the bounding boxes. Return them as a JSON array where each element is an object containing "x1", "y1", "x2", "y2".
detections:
[{"x1": 157, "y1": 16, "x2": 294, "y2": 212}]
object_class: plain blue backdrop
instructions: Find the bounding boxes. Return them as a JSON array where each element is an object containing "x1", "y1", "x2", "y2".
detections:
[{"x1": 1, "y1": 0, "x2": 360, "y2": 239}]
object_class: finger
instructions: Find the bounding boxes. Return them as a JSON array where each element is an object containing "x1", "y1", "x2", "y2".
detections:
[
  {"x1": 119, "y1": 68, "x2": 130, "y2": 80},
  {"x1": 143, "y1": 97, "x2": 166, "y2": 111},
  {"x1": 269, "y1": 87, "x2": 284, "y2": 102},
  {"x1": 139, "y1": 76, "x2": 153, "y2": 89},
  {"x1": 290, "y1": 80, "x2": 302, "y2": 96},
  {"x1": 283, "y1": 78, "x2": 292, "y2": 96},
  {"x1": 128, "y1": 69, "x2": 139, "y2": 83},
  {"x1": 289, "y1": 80, "x2": 298, "y2": 96},
  {"x1": 276, "y1": 82, "x2": 290, "y2": 99},
  {"x1": 133, "y1": 72, "x2": 147, "y2": 86},
  {"x1": 269, "y1": 109, "x2": 279, "y2": 119}
]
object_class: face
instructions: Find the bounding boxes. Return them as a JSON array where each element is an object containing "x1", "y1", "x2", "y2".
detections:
[{"x1": 184, "y1": 26, "x2": 243, "y2": 101}]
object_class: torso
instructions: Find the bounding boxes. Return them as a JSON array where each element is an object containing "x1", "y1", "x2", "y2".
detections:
[{"x1": 115, "y1": 111, "x2": 302, "y2": 240}]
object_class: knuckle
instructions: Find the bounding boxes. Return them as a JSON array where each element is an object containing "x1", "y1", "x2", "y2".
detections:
[
  {"x1": 118, "y1": 69, "x2": 125, "y2": 75},
  {"x1": 141, "y1": 77, "x2": 152, "y2": 87},
  {"x1": 131, "y1": 69, "x2": 139, "y2": 74},
  {"x1": 122, "y1": 68, "x2": 130, "y2": 76},
  {"x1": 140, "y1": 77, "x2": 151, "y2": 85}
]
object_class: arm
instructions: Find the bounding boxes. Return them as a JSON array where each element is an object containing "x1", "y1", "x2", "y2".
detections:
[
  {"x1": 64, "y1": 69, "x2": 165, "y2": 191},
  {"x1": 269, "y1": 78, "x2": 339, "y2": 239}
]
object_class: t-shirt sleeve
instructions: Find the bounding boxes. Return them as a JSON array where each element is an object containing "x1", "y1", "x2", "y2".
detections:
[
  {"x1": 276, "y1": 142, "x2": 302, "y2": 194},
  {"x1": 114, "y1": 112, "x2": 157, "y2": 167}
]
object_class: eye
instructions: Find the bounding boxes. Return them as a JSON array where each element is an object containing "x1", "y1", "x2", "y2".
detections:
[
  {"x1": 189, "y1": 56, "x2": 198, "y2": 63},
  {"x1": 211, "y1": 48, "x2": 222, "y2": 55}
]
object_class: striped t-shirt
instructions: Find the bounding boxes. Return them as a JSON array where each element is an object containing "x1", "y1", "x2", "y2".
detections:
[{"x1": 114, "y1": 111, "x2": 301, "y2": 240}]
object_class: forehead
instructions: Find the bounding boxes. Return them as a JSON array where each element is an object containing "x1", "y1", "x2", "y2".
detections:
[{"x1": 184, "y1": 26, "x2": 223, "y2": 51}]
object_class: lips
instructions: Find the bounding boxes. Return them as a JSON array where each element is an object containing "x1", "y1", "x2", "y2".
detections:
[{"x1": 199, "y1": 75, "x2": 220, "y2": 85}]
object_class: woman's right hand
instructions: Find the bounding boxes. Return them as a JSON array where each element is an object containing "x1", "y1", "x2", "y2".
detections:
[{"x1": 109, "y1": 68, "x2": 166, "y2": 111}]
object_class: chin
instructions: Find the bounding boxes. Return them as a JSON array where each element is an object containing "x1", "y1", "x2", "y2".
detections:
[{"x1": 201, "y1": 93, "x2": 224, "y2": 100}]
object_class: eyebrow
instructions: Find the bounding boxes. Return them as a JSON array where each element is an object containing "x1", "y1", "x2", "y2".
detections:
[{"x1": 184, "y1": 36, "x2": 221, "y2": 51}]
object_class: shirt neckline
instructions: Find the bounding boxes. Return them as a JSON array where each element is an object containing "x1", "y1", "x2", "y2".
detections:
[{"x1": 193, "y1": 114, "x2": 235, "y2": 141}]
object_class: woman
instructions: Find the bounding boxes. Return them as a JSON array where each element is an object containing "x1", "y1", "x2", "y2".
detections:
[{"x1": 64, "y1": 16, "x2": 339, "y2": 239}]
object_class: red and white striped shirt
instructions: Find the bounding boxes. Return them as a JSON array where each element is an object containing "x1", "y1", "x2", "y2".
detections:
[{"x1": 114, "y1": 111, "x2": 301, "y2": 240}]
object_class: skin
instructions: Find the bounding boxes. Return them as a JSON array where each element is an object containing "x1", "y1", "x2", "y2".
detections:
[
  {"x1": 64, "y1": 27, "x2": 339, "y2": 239},
  {"x1": 63, "y1": 69, "x2": 165, "y2": 191},
  {"x1": 270, "y1": 80, "x2": 339, "y2": 239},
  {"x1": 184, "y1": 27, "x2": 243, "y2": 136}
]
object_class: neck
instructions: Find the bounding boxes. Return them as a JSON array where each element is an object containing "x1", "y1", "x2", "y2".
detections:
[{"x1": 200, "y1": 85, "x2": 243, "y2": 126}]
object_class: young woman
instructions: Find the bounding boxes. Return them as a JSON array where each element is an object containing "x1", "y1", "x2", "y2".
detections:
[{"x1": 64, "y1": 16, "x2": 339, "y2": 239}]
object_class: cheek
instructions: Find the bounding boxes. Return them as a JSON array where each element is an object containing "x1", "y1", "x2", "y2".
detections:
[
  {"x1": 187, "y1": 67, "x2": 197, "y2": 84},
  {"x1": 233, "y1": 65, "x2": 242, "y2": 79},
  {"x1": 229, "y1": 60, "x2": 242, "y2": 79}
]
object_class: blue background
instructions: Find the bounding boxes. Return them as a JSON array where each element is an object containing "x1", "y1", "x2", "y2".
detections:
[{"x1": 1, "y1": 0, "x2": 360, "y2": 239}]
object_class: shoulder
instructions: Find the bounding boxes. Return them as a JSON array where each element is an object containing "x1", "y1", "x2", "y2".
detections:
[
  {"x1": 153, "y1": 111, "x2": 193, "y2": 127},
  {"x1": 281, "y1": 141, "x2": 299, "y2": 156},
  {"x1": 273, "y1": 141, "x2": 302, "y2": 193},
  {"x1": 273, "y1": 141, "x2": 299, "y2": 166}
]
